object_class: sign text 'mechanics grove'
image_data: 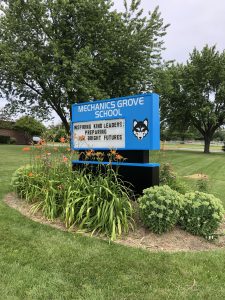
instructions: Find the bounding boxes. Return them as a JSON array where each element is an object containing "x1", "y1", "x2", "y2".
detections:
[{"x1": 77, "y1": 97, "x2": 145, "y2": 118}]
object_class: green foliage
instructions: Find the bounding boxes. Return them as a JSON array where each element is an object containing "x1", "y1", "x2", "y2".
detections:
[
  {"x1": 0, "y1": 0, "x2": 167, "y2": 132},
  {"x1": 9, "y1": 137, "x2": 16, "y2": 144},
  {"x1": 63, "y1": 167, "x2": 133, "y2": 240},
  {"x1": 156, "y1": 45, "x2": 225, "y2": 153},
  {"x1": 4, "y1": 146, "x2": 225, "y2": 299},
  {"x1": 0, "y1": 135, "x2": 10, "y2": 144},
  {"x1": 11, "y1": 165, "x2": 40, "y2": 201},
  {"x1": 13, "y1": 116, "x2": 45, "y2": 136},
  {"x1": 160, "y1": 163, "x2": 188, "y2": 194},
  {"x1": 196, "y1": 178, "x2": 209, "y2": 193},
  {"x1": 45, "y1": 123, "x2": 68, "y2": 142},
  {"x1": 138, "y1": 185, "x2": 184, "y2": 234},
  {"x1": 11, "y1": 146, "x2": 133, "y2": 240},
  {"x1": 214, "y1": 129, "x2": 225, "y2": 141},
  {"x1": 180, "y1": 192, "x2": 224, "y2": 239},
  {"x1": 0, "y1": 119, "x2": 13, "y2": 129}
]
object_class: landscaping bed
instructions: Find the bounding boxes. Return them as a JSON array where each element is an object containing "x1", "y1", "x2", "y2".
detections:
[{"x1": 4, "y1": 192, "x2": 225, "y2": 252}]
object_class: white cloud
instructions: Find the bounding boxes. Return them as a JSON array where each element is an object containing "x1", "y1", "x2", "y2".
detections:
[{"x1": 113, "y1": 0, "x2": 225, "y2": 62}]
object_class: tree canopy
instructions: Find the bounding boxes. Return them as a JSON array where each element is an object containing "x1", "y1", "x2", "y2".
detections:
[
  {"x1": 14, "y1": 116, "x2": 46, "y2": 136},
  {"x1": 156, "y1": 45, "x2": 225, "y2": 153},
  {"x1": 0, "y1": 0, "x2": 168, "y2": 132}
]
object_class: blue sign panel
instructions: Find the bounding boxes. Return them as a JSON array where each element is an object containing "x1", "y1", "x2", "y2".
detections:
[{"x1": 71, "y1": 93, "x2": 160, "y2": 150}]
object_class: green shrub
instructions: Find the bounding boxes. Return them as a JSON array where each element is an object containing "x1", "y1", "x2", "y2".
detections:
[
  {"x1": 138, "y1": 185, "x2": 184, "y2": 234},
  {"x1": 160, "y1": 163, "x2": 188, "y2": 194},
  {"x1": 0, "y1": 135, "x2": 10, "y2": 144},
  {"x1": 10, "y1": 137, "x2": 17, "y2": 144},
  {"x1": 12, "y1": 147, "x2": 134, "y2": 240},
  {"x1": 195, "y1": 177, "x2": 209, "y2": 193},
  {"x1": 63, "y1": 167, "x2": 133, "y2": 240},
  {"x1": 180, "y1": 192, "x2": 224, "y2": 239},
  {"x1": 11, "y1": 165, "x2": 35, "y2": 199}
]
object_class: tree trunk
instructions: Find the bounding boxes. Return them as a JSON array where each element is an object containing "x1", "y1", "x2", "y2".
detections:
[
  {"x1": 204, "y1": 135, "x2": 211, "y2": 154},
  {"x1": 56, "y1": 110, "x2": 70, "y2": 134},
  {"x1": 61, "y1": 118, "x2": 70, "y2": 135}
]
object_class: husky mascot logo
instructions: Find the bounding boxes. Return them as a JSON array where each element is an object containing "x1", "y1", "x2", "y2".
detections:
[{"x1": 133, "y1": 119, "x2": 149, "y2": 140}]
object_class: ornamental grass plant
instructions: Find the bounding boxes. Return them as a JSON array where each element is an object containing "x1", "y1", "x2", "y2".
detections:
[{"x1": 11, "y1": 139, "x2": 133, "y2": 240}]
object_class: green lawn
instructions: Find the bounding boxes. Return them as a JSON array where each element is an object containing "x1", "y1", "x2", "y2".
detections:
[
  {"x1": 1, "y1": 145, "x2": 225, "y2": 299},
  {"x1": 150, "y1": 150, "x2": 225, "y2": 204},
  {"x1": 162, "y1": 142, "x2": 223, "y2": 151}
]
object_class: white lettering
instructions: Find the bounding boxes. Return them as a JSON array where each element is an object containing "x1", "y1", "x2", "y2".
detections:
[{"x1": 78, "y1": 106, "x2": 84, "y2": 112}]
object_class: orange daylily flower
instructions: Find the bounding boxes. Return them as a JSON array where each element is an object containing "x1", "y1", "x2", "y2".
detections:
[
  {"x1": 38, "y1": 139, "x2": 46, "y2": 145},
  {"x1": 22, "y1": 147, "x2": 31, "y2": 151},
  {"x1": 60, "y1": 137, "x2": 66, "y2": 143},
  {"x1": 86, "y1": 149, "x2": 95, "y2": 157},
  {"x1": 28, "y1": 172, "x2": 33, "y2": 177},
  {"x1": 63, "y1": 156, "x2": 68, "y2": 162},
  {"x1": 78, "y1": 135, "x2": 85, "y2": 141},
  {"x1": 110, "y1": 150, "x2": 117, "y2": 155},
  {"x1": 66, "y1": 148, "x2": 71, "y2": 151},
  {"x1": 115, "y1": 154, "x2": 123, "y2": 160}
]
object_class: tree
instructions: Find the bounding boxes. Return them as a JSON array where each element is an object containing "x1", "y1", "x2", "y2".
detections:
[
  {"x1": 14, "y1": 116, "x2": 46, "y2": 137},
  {"x1": 0, "y1": 0, "x2": 168, "y2": 133},
  {"x1": 155, "y1": 46, "x2": 225, "y2": 153}
]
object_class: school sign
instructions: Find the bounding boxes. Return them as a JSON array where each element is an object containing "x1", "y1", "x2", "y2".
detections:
[{"x1": 71, "y1": 93, "x2": 160, "y2": 150}]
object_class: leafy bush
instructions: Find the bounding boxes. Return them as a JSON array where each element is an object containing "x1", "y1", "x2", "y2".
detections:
[
  {"x1": 12, "y1": 165, "x2": 35, "y2": 199},
  {"x1": 195, "y1": 177, "x2": 209, "y2": 193},
  {"x1": 10, "y1": 137, "x2": 17, "y2": 144},
  {"x1": 0, "y1": 135, "x2": 10, "y2": 144},
  {"x1": 11, "y1": 165, "x2": 47, "y2": 204},
  {"x1": 160, "y1": 163, "x2": 188, "y2": 194},
  {"x1": 12, "y1": 145, "x2": 133, "y2": 240},
  {"x1": 180, "y1": 192, "x2": 224, "y2": 239},
  {"x1": 138, "y1": 185, "x2": 184, "y2": 234},
  {"x1": 63, "y1": 167, "x2": 133, "y2": 240}
]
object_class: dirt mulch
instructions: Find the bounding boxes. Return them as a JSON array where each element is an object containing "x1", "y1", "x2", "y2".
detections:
[
  {"x1": 183, "y1": 173, "x2": 208, "y2": 180},
  {"x1": 3, "y1": 193, "x2": 225, "y2": 252}
]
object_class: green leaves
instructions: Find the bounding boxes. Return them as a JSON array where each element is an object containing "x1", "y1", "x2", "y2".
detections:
[
  {"x1": 179, "y1": 191, "x2": 224, "y2": 239},
  {"x1": 63, "y1": 169, "x2": 133, "y2": 241},
  {"x1": 13, "y1": 116, "x2": 46, "y2": 136},
  {"x1": 11, "y1": 149, "x2": 134, "y2": 241},
  {"x1": 156, "y1": 46, "x2": 225, "y2": 153},
  {"x1": 138, "y1": 185, "x2": 184, "y2": 234},
  {"x1": 0, "y1": 0, "x2": 167, "y2": 130}
]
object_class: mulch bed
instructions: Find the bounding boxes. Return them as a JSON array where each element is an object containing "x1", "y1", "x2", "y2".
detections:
[{"x1": 3, "y1": 193, "x2": 225, "y2": 252}]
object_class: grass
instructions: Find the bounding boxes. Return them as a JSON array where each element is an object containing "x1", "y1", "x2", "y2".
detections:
[
  {"x1": 1, "y1": 145, "x2": 225, "y2": 299},
  {"x1": 150, "y1": 150, "x2": 225, "y2": 204},
  {"x1": 161, "y1": 142, "x2": 222, "y2": 152},
  {"x1": 162, "y1": 142, "x2": 223, "y2": 151}
]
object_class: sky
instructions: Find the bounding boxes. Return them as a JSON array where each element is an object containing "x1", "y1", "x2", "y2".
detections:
[
  {"x1": 113, "y1": 0, "x2": 225, "y2": 63},
  {"x1": 1, "y1": 0, "x2": 225, "y2": 124}
]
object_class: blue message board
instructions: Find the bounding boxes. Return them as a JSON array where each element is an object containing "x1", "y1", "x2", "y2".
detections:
[{"x1": 71, "y1": 93, "x2": 160, "y2": 150}]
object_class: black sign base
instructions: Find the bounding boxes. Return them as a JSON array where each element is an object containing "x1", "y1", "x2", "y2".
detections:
[{"x1": 76, "y1": 150, "x2": 159, "y2": 196}]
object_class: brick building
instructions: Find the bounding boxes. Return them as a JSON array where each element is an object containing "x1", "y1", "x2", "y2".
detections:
[{"x1": 0, "y1": 121, "x2": 30, "y2": 144}]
